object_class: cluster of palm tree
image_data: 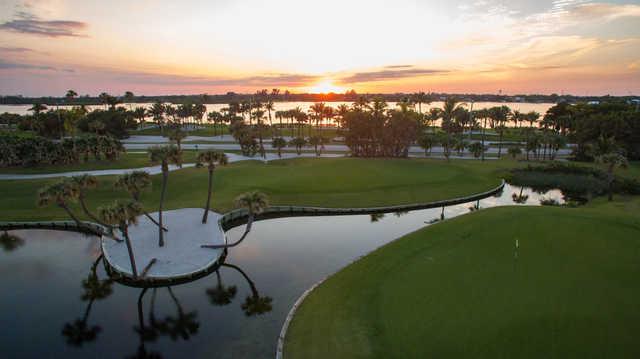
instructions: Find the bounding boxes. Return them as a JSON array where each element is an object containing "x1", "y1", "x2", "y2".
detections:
[
  {"x1": 339, "y1": 97, "x2": 421, "y2": 157},
  {"x1": 0, "y1": 134, "x2": 124, "y2": 167}
]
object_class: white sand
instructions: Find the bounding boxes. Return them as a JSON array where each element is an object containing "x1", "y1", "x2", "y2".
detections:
[{"x1": 102, "y1": 208, "x2": 225, "y2": 280}]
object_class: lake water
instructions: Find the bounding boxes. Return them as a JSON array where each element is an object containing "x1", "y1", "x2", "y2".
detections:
[
  {"x1": 0, "y1": 101, "x2": 553, "y2": 119},
  {"x1": 0, "y1": 184, "x2": 563, "y2": 358}
]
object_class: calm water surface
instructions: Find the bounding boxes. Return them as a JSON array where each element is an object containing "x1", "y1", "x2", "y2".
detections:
[
  {"x1": 1, "y1": 184, "x2": 563, "y2": 358},
  {"x1": 0, "y1": 101, "x2": 553, "y2": 120}
]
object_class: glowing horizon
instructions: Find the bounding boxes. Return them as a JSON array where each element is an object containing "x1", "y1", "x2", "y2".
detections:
[{"x1": 0, "y1": 0, "x2": 639, "y2": 96}]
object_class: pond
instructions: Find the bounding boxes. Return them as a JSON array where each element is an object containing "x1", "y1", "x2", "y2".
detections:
[{"x1": 0, "y1": 184, "x2": 564, "y2": 359}]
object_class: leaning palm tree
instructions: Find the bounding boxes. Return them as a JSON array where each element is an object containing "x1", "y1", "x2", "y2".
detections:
[
  {"x1": 99, "y1": 200, "x2": 144, "y2": 278},
  {"x1": 202, "y1": 191, "x2": 269, "y2": 249},
  {"x1": 114, "y1": 171, "x2": 166, "y2": 231},
  {"x1": 68, "y1": 175, "x2": 114, "y2": 230},
  {"x1": 197, "y1": 151, "x2": 228, "y2": 223},
  {"x1": 148, "y1": 145, "x2": 182, "y2": 247},
  {"x1": 596, "y1": 152, "x2": 628, "y2": 201},
  {"x1": 37, "y1": 181, "x2": 82, "y2": 226}
]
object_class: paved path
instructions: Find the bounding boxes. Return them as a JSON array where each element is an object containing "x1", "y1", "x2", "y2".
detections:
[{"x1": 0, "y1": 153, "x2": 343, "y2": 180}]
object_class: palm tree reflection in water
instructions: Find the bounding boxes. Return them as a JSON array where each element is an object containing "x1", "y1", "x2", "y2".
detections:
[{"x1": 61, "y1": 254, "x2": 113, "y2": 347}]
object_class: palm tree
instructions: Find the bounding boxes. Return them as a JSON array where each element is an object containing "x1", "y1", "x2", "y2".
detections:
[
  {"x1": 37, "y1": 181, "x2": 83, "y2": 226},
  {"x1": 148, "y1": 145, "x2": 182, "y2": 247},
  {"x1": 271, "y1": 137, "x2": 287, "y2": 157},
  {"x1": 221, "y1": 263, "x2": 272, "y2": 316},
  {"x1": 98, "y1": 200, "x2": 144, "y2": 278},
  {"x1": 197, "y1": 151, "x2": 228, "y2": 223},
  {"x1": 29, "y1": 103, "x2": 47, "y2": 122},
  {"x1": 202, "y1": 191, "x2": 269, "y2": 249},
  {"x1": 289, "y1": 137, "x2": 306, "y2": 155},
  {"x1": 309, "y1": 102, "x2": 326, "y2": 136},
  {"x1": 206, "y1": 270, "x2": 237, "y2": 306},
  {"x1": 168, "y1": 128, "x2": 187, "y2": 165},
  {"x1": 489, "y1": 106, "x2": 511, "y2": 158},
  {"x1": 114, "y1": 171, "x2": 167, "y2": 231},
  {"x1": 596, "y1": 152, "x2": 628, "y2": 201},
  {"x1": 440, "y1": 98, "x2": 465, "y2": 161},
  {"x1": 148, "y1": 102, "x2": 165, "y2": 134},
  {"x1": 68, "y1": 175, "x2": 115, "y2": 230},
  {"x1": 133, "y1": 107, "x2": 147, "y2": 128},
  {"x1": 65, "y1": 90, "x2": 78, "y2": 102}
]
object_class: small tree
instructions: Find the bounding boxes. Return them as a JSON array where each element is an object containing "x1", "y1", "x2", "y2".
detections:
[
  {"x1": 596, "y1": 152, "x2": 628, "y2": 201},
  {"x1": 467, "y1": 142, "x2": 486, "y2": 159},
  {"x1": 202, "y1": 191, "x2": 269, "y2": 249},
  {"x1": 271, "y1": 137, "x2": 287, "y2": 157},
  {"x1": 99, "y1": 200, "x2": 144, "y2": 278},
  {"x1": 507, "y1": 146, "x2": 522, "y2": 159},
  {"x1": 197, "y1": 151, "x2": 228, "y2": 223},
  {"x1": 289, "y1": 137, "x2": 306, "y2": 155}
]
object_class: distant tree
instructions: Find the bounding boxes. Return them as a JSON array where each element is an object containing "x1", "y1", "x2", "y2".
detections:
[{"x1": 271, "y1": 137, "x2": 287, "y2": 157}]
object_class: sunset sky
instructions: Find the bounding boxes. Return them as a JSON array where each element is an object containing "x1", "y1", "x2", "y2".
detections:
[{"x1": 0, "y1": 0, "x2": 639, "y2": 96}]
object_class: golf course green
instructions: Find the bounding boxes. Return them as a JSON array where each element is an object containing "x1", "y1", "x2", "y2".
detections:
[{"x1": 284, "y1": 197, "x2": 640, "y2": 358}]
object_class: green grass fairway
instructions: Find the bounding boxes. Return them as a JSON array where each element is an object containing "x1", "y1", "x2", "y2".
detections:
[
  {"x1": 0, "y1": 158, "x2": 506, "y2": 221},
  {"x1": 0, "y1": 151, "x2": 200, "y2": 174},
  {"x1": 284, "y1": 197, "x2": 640, "y2": 358}
]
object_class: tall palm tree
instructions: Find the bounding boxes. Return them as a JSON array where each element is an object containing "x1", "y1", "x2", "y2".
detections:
[
  {"x1": 148, "y1": 145, "x2": 182, "y2": 247},
  {"x1": 489, "y1": 106, "x2": 511, "y2": 158},
  {"x1": 202, "y1": 191, "x2": 269, "y2": 249},
  {"x1": 37, "y1": 181, "x2": 82, "y2": 226},
  {"x1": 309, "y1": 102, "x2": 326, "y2": 136},
  {"x1": 197, "y1": 151, "x2": 228, "y2": 223},
  {"x1": 98, "y1": 200, "x2": 144, "y2": 278},
  {"x1": 29, "y1": 103, "x2": 47, "y2": 122},
  {"x1": 114, "y1": 171, "x2": 166, "y2": 231},
  {"x1": 168, "y1": 127, "x2": 187, "y2": 158},
  {"x1": 148, "y1": 101, "x2": 166, "y2": 135},
  {"x1": 440, "y1": 98, "x2": 465, "y2": 161}
]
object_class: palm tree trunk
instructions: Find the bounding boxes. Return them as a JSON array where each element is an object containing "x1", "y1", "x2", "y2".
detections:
[
  {"x1": 60, "y1": 204, "x2": 83, "y2": 227},
  {"x1": 79, "y1": 196, "x2": 112, "y2": 229},
  {"x1": 143, "y1": 211, "x2": 167, "y2": 231},
  {"x1": 202, "y1": 214, "x2": 253, "y2": 249},
  {"x1": 122, "y1": 225, "x2": 139, "y2": 278},
  {"x1": 158, "y1": 168, "x2": 168, "y2": 247},
  {"x1": 222, "y1": 263, "x2": 259, "y2": 297},
  {"x1": 607, "y1": 169, "x2": 614, "y2": 201},
  {"x1": 202, "y1": 168, "x2": 214, "y2": 223},
  {"x1": 498, "y1": 129, "x2": 503, "y2": 158}
]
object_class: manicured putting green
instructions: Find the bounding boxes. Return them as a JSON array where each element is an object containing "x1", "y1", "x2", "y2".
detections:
[{"x1": 285, "y1": 198, "x2": 640, "y2": 358}]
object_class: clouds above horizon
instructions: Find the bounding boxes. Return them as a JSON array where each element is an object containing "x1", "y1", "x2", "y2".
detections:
[
  {"x1": 0, "y1": 10, "x2": 87, "y2": 37},
  {"x1": 0, "y1": 0, "x2": 638, "y2": 95}
]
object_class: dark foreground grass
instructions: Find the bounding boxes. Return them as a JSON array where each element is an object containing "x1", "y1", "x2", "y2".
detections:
[
  {"x1": 0, "y1": 157, "x2": 507, "y2": 221},
  {"x1": 284, "y1": 197, "x2": 640, "y2": 358}
]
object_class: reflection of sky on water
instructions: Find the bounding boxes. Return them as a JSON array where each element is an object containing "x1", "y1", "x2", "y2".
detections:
[{"x1": 1, "y1": 183, "x2": 565, "y2": 358}]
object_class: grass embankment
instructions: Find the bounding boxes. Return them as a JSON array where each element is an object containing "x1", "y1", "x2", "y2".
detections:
[
  {"x1": 0, "y1": 158, "x2": 507, "y2": 221},
  {"x1": 0, "y1": 151, "x2": 200, "y2": 174},
  {"x1": 285, "y1": 197, "x2": 640, "y2": 358}
]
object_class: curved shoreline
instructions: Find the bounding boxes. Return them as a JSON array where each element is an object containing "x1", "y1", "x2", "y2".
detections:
[{"x1": 273, "y1": 179, "x2": 505, "y2": 359}]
